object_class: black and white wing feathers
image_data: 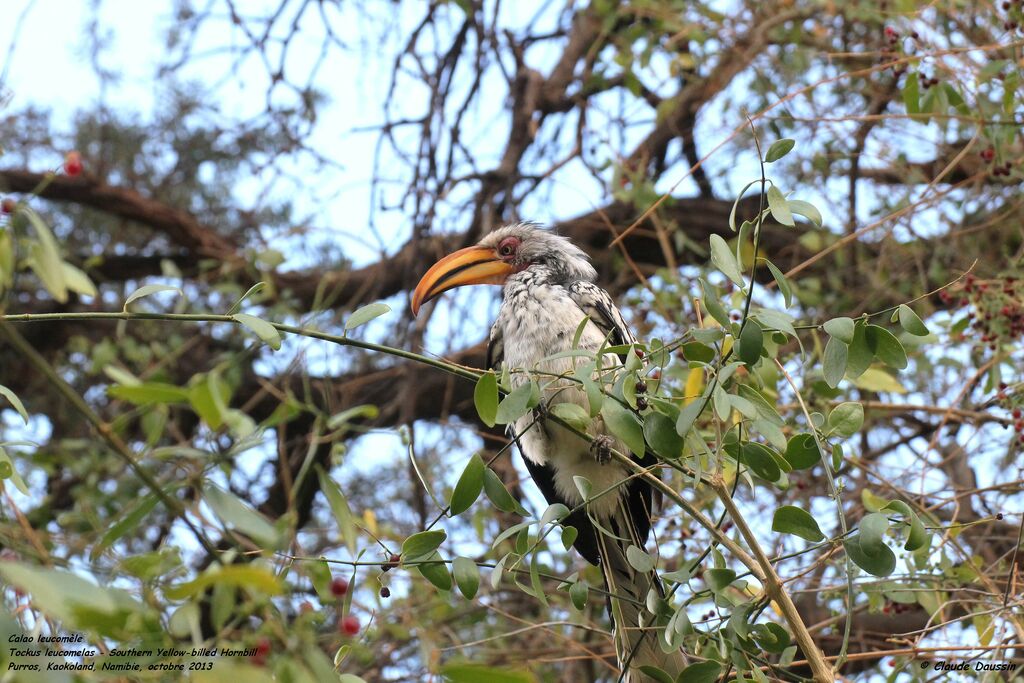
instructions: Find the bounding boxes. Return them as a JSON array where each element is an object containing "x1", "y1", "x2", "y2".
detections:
[{"x1": 567, "y1": 280, "x2": 637, "y2": 350}]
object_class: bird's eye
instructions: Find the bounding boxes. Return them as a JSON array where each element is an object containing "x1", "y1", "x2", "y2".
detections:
[{"x1": 497, "y1": 237, "x2": 519, "y2": 258}]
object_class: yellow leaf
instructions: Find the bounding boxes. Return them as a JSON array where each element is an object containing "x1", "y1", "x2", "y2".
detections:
[
  {"x1": 362, "y1": 508, "x2": 379, "y2": 537},
  {"x1": 684, "y1": 368, "x2": 705, "y2": 406}
]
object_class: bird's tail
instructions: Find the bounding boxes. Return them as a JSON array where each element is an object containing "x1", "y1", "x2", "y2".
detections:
[{"x1": 595, "y1": 497, "x2": 686, "y2": 683}]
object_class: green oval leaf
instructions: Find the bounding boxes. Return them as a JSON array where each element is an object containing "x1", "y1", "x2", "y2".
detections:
[
  {"x1": 124, "y1": 284, "x2": 182, "y2": 310},
  {"x1": 345, "y1": 303, "x2": 391, "y2": 330},
  {"x1": 704, "y1": 568, "x2": 736, "y2": 593},
  {"x1": 827, "y1": 401, "x2": 864, "y2": 437},
  {"x1": 550, "y1": 402, "x2": 591, "y2": 433},
  {"x1": 474, "y1": 372, "x2": 499, "y2": 427},
  {"x1": 417, "y1": 552, "x2": 452, "y2": 591},
  {"x1": 866, "y1": 325, "x2": 908, "y2": 370},
  {"x1": 601, "y1": 400, "x2": 645, "y2": 456},
  {"x1": 784, "y1": 433, "x2": 821, "y2": 470},
  {"x1": 677, "y1": 661, "x2": 722, "y2": 683},
  {"x1": 644, "y1": 411, "x2": 683, "y2": 459},
  {"x1": 772, "y1": 505, "x2": 825, "y2": 542},
  {"x1": 452, "y1": 556, "x2": 480, "y2": 600},
  {"x1": 0, "y1": 384, "x2": 29, "y2": 424},
  {"x1": 822, "y1": 335, "x2": 848, "y2": 389},
  {"x1": 482, "y1": 468, "x2": 521, "y2": 514},
  {"x1": 450, "y1": 453, "x2": 485, "y2": 516},
  {"x1": 709, "y1": 234, "x2": 745, "y2": 288},
  {"x1": 737, "y1": 320, "x2": 762, "y2": 366},
  {"x1": 402, "y1": 530, "x2": 447, "y2": 560},
  {"x1": 823, "y1": 317, "x2": 855, "y2": 344},
  {"x1": 626, "y1": 545, "x2": 655, "y2": 573},
  {"x1": 766, "y1": 185, "x2": 795, "y2": 226},
  {"x1": 569, "y1": 580, "x2": 588, "y2": 610},
  {"x1": 897, "y1": 304, "x2": 929, "y2": 336},
  {"x1": 495, "y1": 382, "x2": 537, "y2": 425},
  {"x1": 232, "y1": 313, "x2": 282, "y2": 350},
  {"x1": 844, "y1": 534, "x2": 896, "y2": 577},
  {"x1": 764, "y1": 138, "x2": 795, "y2": 163}
]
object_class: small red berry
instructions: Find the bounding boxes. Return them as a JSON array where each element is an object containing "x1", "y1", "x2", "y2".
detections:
[
  {"x1": 63, "y1": 151, "x2": 83, "y2": 177},
  {"x1": 330, "y1": 577, "x2": 349, "y2": 597},
  {"x1": 250, "y1": 637, "x2": 271, "y2": 666},
  {"x1": 981, "y1": 148, "x2": 995, "y2": 162},
  {"x1": 1013, "y1": 408, "x2": 1021, "y2": 419},
  {"x1": 997, "y1": 513, "x2": 1005, "y2": 520},
  {"x1": 380, "y1": 586, "x2": 391, "y2": 599},
  {"x1": 0, "y1": 198, "x2": 14, "y2": 215},
  {"x1": 341, "y1": 615, "x2": 360, "y2": 636},
  {"x1": 300, "y1": 601, "x2": 314, "y2": 614},
  {"x1": 382, "y1": 553, "x2": 400, "y2": 572}
]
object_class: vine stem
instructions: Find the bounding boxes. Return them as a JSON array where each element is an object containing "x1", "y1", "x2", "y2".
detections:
[{"x1": 711, "y1": 479, "x2": 833, "y2": 683}]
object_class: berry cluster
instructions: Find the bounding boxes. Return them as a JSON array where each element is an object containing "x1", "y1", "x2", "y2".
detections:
[
  {"x1": 995, "y1": 384, "x2": 1023, "y2": 437},
  {"x1": 942, "y1": 275, "x2": 1023, "y2": 348}
]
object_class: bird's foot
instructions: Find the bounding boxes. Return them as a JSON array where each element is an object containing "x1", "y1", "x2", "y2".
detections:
[{"x1": 590, "y1": 434, "x2": 614, "y2": 465}]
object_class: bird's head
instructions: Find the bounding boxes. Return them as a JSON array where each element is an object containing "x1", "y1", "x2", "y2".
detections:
[{"x1": 411, "y1": 223, "x2": 596, "y2": 315}]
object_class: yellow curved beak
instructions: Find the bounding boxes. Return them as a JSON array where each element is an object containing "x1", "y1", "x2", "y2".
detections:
[{"x1": 411, "y1": 246, "x2": 513, "y2": 316}]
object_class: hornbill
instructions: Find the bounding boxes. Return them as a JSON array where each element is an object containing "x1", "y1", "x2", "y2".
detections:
[{"x1": 412, "y1": 223, "x2": 685, "y2": 681}]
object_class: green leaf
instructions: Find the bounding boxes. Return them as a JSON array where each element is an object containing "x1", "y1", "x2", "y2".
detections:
[
  {"x1": 766, "y1": 185, "x2": 795, "y2": 226},
  {"x1": 123, "y1": 284, "x2": 182, "y2": 310},
  {"x1": 626, "y1": 545, "x2": 655, "y2": 573},
  {"x1": 0, "y1": 384, "x2": 29, "y2": 424},
  {"x1": 495, "y1": 382, "x2": 537, "y2": 425},
  {"x1": 823, "y1": 317, "x2": 855, "y2": 344},
  {"x1": 860, "y1": 512, "x2": 889, "y2": 550},
  {"x1": 317, "y1": 469, "x2": 358, "y2": 554},
  {"x1": 845, "y1": 534, "x2": 896, "y2": 577},
  {"x1": 903, "y1": 72, "x2": 920, "y2": 114},
  {"x1": 326, "y1": 404, "x2": 379, "y2": 430},
  {"x1": 61, "y1": 262, "x2": 97, "y2": 298},
  {"x1": 764, "y1": 260, "x2": 793, "y2": 307},
  {"x1": 676, "y1": 660, "x2": 722, "y2": 683},
  {"x1": 784, "y1": 433, "x2": 821, "y2": 470},
  {"x1": 417, "y1": 552, "x2": 452, "y2": 591},
  {"x1": 637, "y1": 666, "x2": 674, "y2": 683},
  {"x1": 204, "y1": 484, "x2": 279, "y2": 547},
  {"x1": 866, "y1": 325, "x2": 907, "y2": 370},
  {"x1": 738, "y1": 442, "x2": 781, "y2": 482},
  {"x1": 226, "y1": 282, "x2": 267, "y2": 315},
  {"x1": 897, "y1": 304, "x2": 929, "y2": 336},
  {"x1": 764, "y1": 138, "x2": 795, "y2": 163},
  {"x1": 450, "y1": 454, "x2": 485, "y2": 516},
  {"x1": 345, "y1": 303, "x2": 391, "y2": 331},
  {"x1": 474, "y1": 372, "x2": 499, "y2": 427},
  {"x1": 675, "y1": 396, "x2": 705, "y2": 438},
  {"x1": 550, "y1": 403, "x2": 591, "y2": 433},
  {"x1": 737, "y1": 320, "x2": 762, "y2": 366},
  {"x1": 709, "y1": 234, "x2": 745, "y2": 288},
  {"x1": 822, "y1": 336, "x2": 848, "y2": 389},
  {"x1": 644, "y1": 411, "x2": 683, "y2": 459},
  {"x1": 699, "y1": 278, "x2": 731, "y2": 326},
  {"x1": 440, "y1": 663, "x2": 535, "y2": 683},
  {"x1": 845, "y1": 322, "x2": 873, "y2": 379},
  {"x1": 827, "y1": 401, "x2": 864, "y2": 437},
  {"x1": 601, "y1": 400, "x2": 645, "y2": 456},
  {"x1": 482, "y1": 468, "x2": 521, "y2": 514},
  {"x1": 188, "y1": 371, "x2": 230, "y2": 429},
  {"x1": 569, "y1": 581, "x2": 588, "y2": 610},
  {"x1": 232, "y1": 313, "x2": 282, "y2": 350},
  {"x1": 575, "y1": 364, "x2": 604, "y2": 416},
  {"x1": 108, "y1": 382, "x2": 190, "y2": 406},
  {"x1": 452, "y1": 556, "x2": 480, "y2": 600},
  {"x1": 751, "y1": 622, "x2": 791, "y2": 654},
  {"x1": 787, "y1": 200, "x2": 823, "y2": 227},
  {"x1": 772, "y1": 506, "x2": 825, "y2": 542},
  {"x1": 402, "y1": 530, "x2": 447, "y2": 560},
  {"x1": 0, "y1": 448, "x2": 28, "y2": 495},
  {"x1": 904, "y1": 512, "x2": 928, "y2": 551},
  {"x1": 24, "y1": 208, "x2": 67, "y2": 302},
  {"x1": 705, "y1": 568, "x2": 736, "y2": 592}
]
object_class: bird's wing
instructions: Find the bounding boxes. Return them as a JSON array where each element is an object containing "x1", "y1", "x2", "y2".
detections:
[{"x1": 567, "y1": 280, "x2": 637, "y2": 349}]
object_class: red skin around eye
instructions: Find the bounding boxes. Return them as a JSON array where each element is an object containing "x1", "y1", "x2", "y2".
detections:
[{"x1": 498, "y1": 237, "x2": 520, "y2": 258}]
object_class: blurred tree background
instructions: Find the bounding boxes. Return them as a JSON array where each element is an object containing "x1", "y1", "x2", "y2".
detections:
[{"x1": 0, "y1": 0, "x2": 1022, "y2": 680}]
